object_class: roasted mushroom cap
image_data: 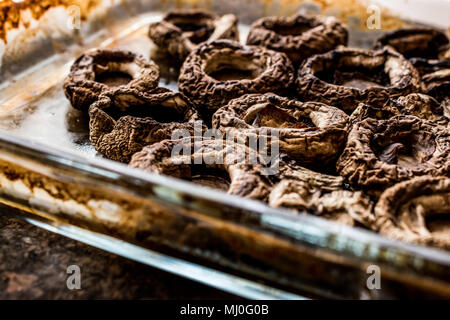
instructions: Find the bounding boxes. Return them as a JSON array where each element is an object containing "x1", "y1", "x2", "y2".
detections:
[
  {"x1": 148, "y1": 9, "x2": 239, "y2": 62},
  {"x1": 374, "y1": 28, "x2": 450, "y2": 107},
  {"x1": 64, "y1": 49, "x2": 160, "y2": 111},
  {"x1": 337, "y1": 115, "x2": 450, "y2": 194},
  {"x1": 269, "y1": 162, "x2": 374, "y2": 227},
  {"x1": 246, "y1": 14, "x2": 348, "y2": 65},
  {"x1": 178, "y1": 40, "x2": 295, "y2": 118},
  {"x1": 374, "y1": 28, "x2": 449, "y2": 60},
  {"x1": 212, "y1": 93, "x2": 349, "y2": 165},
  {"x1": 350, "y1": 93, "x2": 449, "y2": 127},
  {"x1": 391, "y1": 93, "x2": 449, "y2": 127},
  {"x1": 129, "y1": 138, "x2": 273, "y2": 201},
  {"x1": 296, "y1": 47, "x2": 421, "y2": 114},
  {"x1": 88, "y1": 88, "x2": 203, "y2": 163},
  {"x1": 410, "y1": 56, "x2": 450, "y2": 106},
  {"x1": 349, "y1": 103, "x2": 401, "y2": 125},
  {"x1": 422, "y1": 67, "x2": 450, "y2": 104},
  {"x1": 374, "y1": 176, "x2": 450, "y2": 250}
]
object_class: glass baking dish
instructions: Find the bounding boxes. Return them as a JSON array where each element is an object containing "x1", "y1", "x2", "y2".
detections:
[{"x1": 0, "y1": 0, "x2": 449, "y2": 299}]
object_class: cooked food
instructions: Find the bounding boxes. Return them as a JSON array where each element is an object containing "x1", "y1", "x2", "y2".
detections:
[
  {"x1": 296, "y1": 47, "x2": 421, "y2": 114},
  {"x1": 337, "y1": 116, "x2": 450, "y2": 195},
  {"x1": 129, "y1": 138, "x2": 273, "y2": 201},
  {"x1": 212, "y1": 93, "x2": 349, "y2": 165},
  {"x1": 89, "y1": 87, "x2": 204, "y2": 163},
  {"x1": 374, "y1": 176, "x2": 450, "y2": 250},
  {"x1": 374, "y1": 28, "x2": 450, "y2": 108},
  {"x1": 349, "y1": 103, "x2": 401, "y2": 125},
  {"x1": 246, "y1": 14, "x2": 348, "y2": 65},
  {"x1": 64, "y1": 49, "x2": 160, "y2": 111},
  {"x1": 269, "y1": 179, "x2": 374, "y2": 226},
  {"x1": 374, "y1": 27, "x2": 449, "y2": 60},
  {"x1": 178, "y1": 40, "x2": 295, "y2": 118},
  {"x1": 270, "y1": 162, "x2": 374, "y2": 227},
  {"x1": 56, "y1": 9, "x2": 450, "y2": 251},
  {"x1": 391, "y1": 93, "x2": 449, "y2": 127},
  {"x1": 148, "y1": 9, "x2": 239, "y2": 63}
]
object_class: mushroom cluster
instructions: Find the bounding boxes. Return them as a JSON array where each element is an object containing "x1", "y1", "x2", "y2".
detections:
[
  {"x1": 296, "y1": 47, "x2": 421, "y2": 114},
  {"x1": 374, "y1": 176, "x2": 450, "y2": 250},
  {"x1": 246, "y1": 14, "x2": 348, "y2": 65},
  {"x1": 270, "y1": 162, "x2": 375, "y2": 227},
  {"x1": 89, "y1": 88, "x2": 204, "y2": 163},
  {"x1": 374, "y1": 27, "x2": 450, "y2": 107},
  {"x1": 129, "y1": 138, "x2": 273, "y2": 201},
  {"x1": 212, "y1": 93, "x2": 349, "y2": 165},
  {"x1": 374, "y1": 28, "x2": 449, "y2": 60},
  {"x1": 64, "y1": 49, "x2": 160, "y2": 111},
  {"x1": 391, "y1": 93, "x2": 449, "y2": 127},
  {"x1": 178, "y1": 40, "x2": 295, "y2": 118},
  {"x1": 62, "y1": 9, "x2": 450, "y2": 251},
  {"x1": 148, "y1": 9, "x2": 239, "y2": 63},
  {"x1": 337, "y1": 116, "x2": 449, "y2": 195}
]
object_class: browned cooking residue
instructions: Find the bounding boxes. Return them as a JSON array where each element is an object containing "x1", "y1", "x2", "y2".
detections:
[
  {"x1": 0, "y1": 159, "x2": 143, "y2": 212},
  {"x1": 0, "y1": 0, "x2": 102, "y2": 42}
]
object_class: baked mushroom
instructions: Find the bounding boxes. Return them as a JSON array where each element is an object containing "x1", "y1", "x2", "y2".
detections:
[
  {"x1": 212, "y1": 93, "x2": 349, "y2": 165},
  {"x1": 422, "y1": 68, "x2": 450, "y2": 103},
  {"x1": 374, "y1": 28, "x2": 450, "y2": 106},
  {"x1": 129, "y1": 138, "x2": 273, "y2": 201},
  {"x1": 296, "y1": 47, "x2": 421, "y2": 114},
  {"x1": 337, "y1": 115, "x2": 450, "y2": 194},
  {"x1": 410, "y1": 57, "x2": 450, "y2": 106},
  {"x1": 350, "y1": 93, "x2": 449, "y2": 127},
  {"x1": 269, "y1": 162, "x2": 374, "y2": 227},
  {"x1": 178, "y1": 40, "x2": 295, "y2": 118},
  {"x1": 89, "y1": 87, "x2": 204, "y2": 163},
  {"x1": 148, "y1": 9, "x2": 239, "y2": 63},
  {"x1": 391, "y1": 93, "x2": 449, "y2": 127},
  {"x1": 374, "y1": 27, "x2": 449, "y2": 60},
  {"x1": 410, "y1": 58, "x2": 450, "y2": 78},
  {"x1": 374, "y1": 176, "x2": 450, "y2": 251},
  {"x1": 349, "y1": 103, "x2": 401, "y2": 125},
  {"x1": 64, "y1": 49, "x2": 160, "y2": 111},
  {"x1": 246, "y1": 14, "x2": 348, "y2": 65}
]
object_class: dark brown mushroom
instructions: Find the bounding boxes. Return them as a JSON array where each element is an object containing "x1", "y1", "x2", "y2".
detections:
[
  {"x1": 407, "y1": 56, "x2": 450, "y2": 76},
  {"x1": 374, "y1": 176, "x2": 450, "y2": 251},
  {"x1": 269, "y1": 162, "x2": 374, "y2": 227},
  {"x1": 64, "y1": 49, "x2": 160, "y2": 111},
  {"x1": 296, "y1": 47, "x2": 421, "y2": 114},
  {"x1": 246, "y1": 14, "x2": 348, "y2": 65},
  {"x1": 374, "y1": 27, "x2": 449, "y2": 60},
  {"x1": 349, "y1": 103, "x2": 401, "y2": 125},
  {"x1": 337, "y1": 115, "x2": 450, "y2": 194},
  {"x1": 391, "y1": 93, "x2": 449, "y2": 127},
  {"x1": 350, "y1": 93, "x2": 449, "y2": 127},
  {"x1": 178, "y1": 40, "x2": 295, "y2": 118},
  {"x1": 148, "y1": 9, "x2": 239, "y2": 63},
  {"x1": 374, "y1": 28, "x2": 450, "y2": 106},
  {"x1": 129, "y1": 138, "x2": 273, "y2": 201},
  {"x1": 88, "y1": 87, "x2": 204, "y2": 163},
  {"x1": 212, "y1": 93, "x2": 349, "y2": 165},
  {"x1": 422, "y1": 68, "x2": 450, "y2": 102},
  {"x1": 410, "y1": 57, "x2": 450, "y2": 105}
]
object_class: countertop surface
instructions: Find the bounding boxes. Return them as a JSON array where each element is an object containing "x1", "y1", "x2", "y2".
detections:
[{"x1": 0, "y1": 213, "x2": 238, "y2": 299}]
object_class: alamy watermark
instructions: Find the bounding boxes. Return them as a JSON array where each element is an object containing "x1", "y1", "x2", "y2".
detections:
[
  {"x1": 66, "y1": 265, "x2": 81, "y2": 290},
  {"x1": 366, "y1": 5, "x2": 382, "y2": 30},
  {"x1": 366, "y1": 265, "x2": 381, "y2": 290},
  {"x1": 67, "y1": 5, "x2": 81, "y2": 30}
]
